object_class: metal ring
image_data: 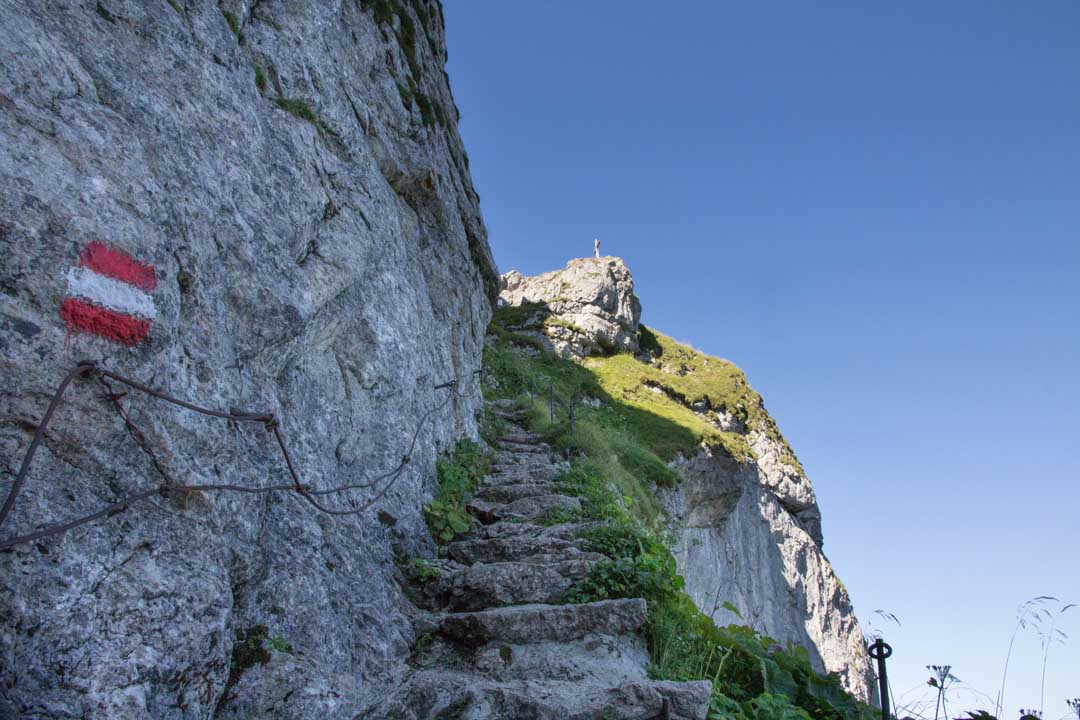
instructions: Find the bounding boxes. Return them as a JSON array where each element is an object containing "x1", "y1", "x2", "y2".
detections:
[{"x1": 868, "y1": 640, "x2": 893, "y2": 660}]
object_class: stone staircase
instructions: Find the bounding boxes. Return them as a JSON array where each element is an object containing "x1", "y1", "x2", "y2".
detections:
[{"x1": 370, "y1": 406, "x2": 711, "y2": 720}]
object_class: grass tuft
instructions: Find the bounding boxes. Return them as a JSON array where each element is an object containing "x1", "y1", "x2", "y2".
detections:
[
  {"x1": 221, "y1": 9, "x2": 241, "y2": 39},
  {"x1": 253, "y1": 65, "x2": 267, "y2": 93},
  {"x1": 274, "y1": 98, "x2": 318, "y2": 124}
]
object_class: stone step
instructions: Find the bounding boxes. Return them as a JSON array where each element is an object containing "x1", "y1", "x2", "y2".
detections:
[
  {"x1": 371, "y1": 670, "x2": 712, "y2": 720},
  {"x1": 474, "y1": 482, "x2": 558, "y2": 504},
  {"x1": 470, "y1": 520, "x2": 600, "y2": 543},
  {"x1": 497, "y1": 433, "x2": 543, "y2": 445},
  {"x1": 490, "y1": 409, "x2": 526, "y2": 422},
  {"x1": 416, "y1": 634, "x2": 651, "y2": 684},
  {"x1": 485, "y1": 463, "x2": 563, "y2": 486},
  {"x1": 439, "y1": 598, "x2": 646, "y2": 645},
  {"x1": 467, "y1": 494, "x2": 581, "y2": 524},
  {"x1": 446, "y1": 535, "x2": 588, "y2": 565},
  {"x1": 496, "y1": 439, "x2": 552, "y2": 454},
  {"x1": 415, "y1": 556, "x2": 603, "y2": 612}
]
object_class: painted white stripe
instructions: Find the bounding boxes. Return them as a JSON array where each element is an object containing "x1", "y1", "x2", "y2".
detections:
[{"x1": 65, "y1": 266, "x2": 157, "y2": 319}]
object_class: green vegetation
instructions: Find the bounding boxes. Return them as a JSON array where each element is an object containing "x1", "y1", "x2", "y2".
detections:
[
  {"x1": 408, "y1": 558, "x2": 441, "y2": 582},
  {"x1": 221, "y1": 9, "x2": 241, "y2": 40},
  {"x1": 222, "y1": 624, "x2": 293, "y2": 701},
  {"x1": 490, "y1": 305, "x2": 803, "y2": 470},
  {"x1": 253, "y1": 65, "x2": 267, "y2": 93},
  {"x1": 359, "y1": 0, "x2": 446, "y2": 128},
  {"x1": 265, "y1": 635, "x2": 292, "y2": 654},
  {"x1": 423, "y1": 439, "x2": 490, "y2": 543},
  {"x1": 274, "y1": 98, "x2": 318, "y2": 125},
  {"x1": 482, "y1": 312, "x2": 871, "y2": 719}
]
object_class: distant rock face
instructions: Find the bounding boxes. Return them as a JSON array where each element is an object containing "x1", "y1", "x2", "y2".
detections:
[
  {"x1": 658, "y1": 449, "x2": 873, "y2": 701},
  {"x1": 0, "y1": 2, "x2": 494, "y2": 718},
  {"x1": 499, "y1": 257, "x2": 641, "y2": 358}
]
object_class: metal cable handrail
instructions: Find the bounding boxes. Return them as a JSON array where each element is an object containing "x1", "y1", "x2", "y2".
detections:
[{"x1": 0, "y1": 362, "x2": 478, "y2": 550}]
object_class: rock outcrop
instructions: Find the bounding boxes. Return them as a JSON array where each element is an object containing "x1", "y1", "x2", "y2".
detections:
[
  {"x1": 499, "y1": 257, "x2": 641, "y2": 358},
  {"x1": 0, "y1": 1, "x2": 494, "y2": 718},
  {"x1": 659, "y1": 451, "x2": 872, "y2": 700}
]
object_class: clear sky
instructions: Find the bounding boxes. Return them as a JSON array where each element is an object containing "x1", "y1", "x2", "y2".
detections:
[{"x1": 443, "y1": 2, "x2": 1079, "y2": 718}]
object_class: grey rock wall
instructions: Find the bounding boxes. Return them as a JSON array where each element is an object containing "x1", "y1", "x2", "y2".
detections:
[
  {"x1": 659, "y1": 449, "x2": 874, "y2": 701},
  {"x1": 0, "y1": 1, "x2": 494, "y2": 718}
]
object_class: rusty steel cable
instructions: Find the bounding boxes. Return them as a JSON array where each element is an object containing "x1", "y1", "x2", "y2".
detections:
[{"x1": 0, "y1": 361, "x2": 475, "y2": 551}]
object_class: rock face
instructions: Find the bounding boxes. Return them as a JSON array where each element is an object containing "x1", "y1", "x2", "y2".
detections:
[
  {"x1": 0, "y1": 2, "x2": 494, "y2": 718},
  {"x1": 499, "y1": 257, "x2": 641, "y2": 358},
  {"x1": 658, "y1": 450, "x2": 873, "y2": 701}
]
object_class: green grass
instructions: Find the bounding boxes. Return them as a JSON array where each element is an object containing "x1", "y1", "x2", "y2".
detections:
[
  {"x1": 253, "y1": 65, "x2": 267, "y2": 93},
  {"x1": 489, "y1": 307, "x2": 773, "y2": 465},
  {"x1": 221, "y1": 9, "x2": 241, "y2": 40},
  {"x1": 274, "y1": 98, "x2": 318, "y2": 125}
]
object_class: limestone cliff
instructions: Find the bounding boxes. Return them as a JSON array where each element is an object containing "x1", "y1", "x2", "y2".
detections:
[
  {"x1": 0, "y1": 1, "x2": 493, "y2": 717},
  {"x1": 497, "y1": 259, "x2": 874, "y2": 701}
]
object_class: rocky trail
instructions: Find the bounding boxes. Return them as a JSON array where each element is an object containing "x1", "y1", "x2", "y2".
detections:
[{"x1": 371, "y1": 405, "x2": 711, "y2": 719}]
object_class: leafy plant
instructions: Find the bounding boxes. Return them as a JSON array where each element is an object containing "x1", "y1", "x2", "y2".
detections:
[
  {"x1": 408, "y1": 558, "x2": 441, "y2": 582},
  {"x1": 566, "y1": 549, "x2": 682, "y2": 605},
  {"x1": 423, "y1": 499, "x2": 471, "y2": 543},
  {"x1": 423, "y1": 439, "x2": 490, "y2": 543},
  {"x1": 266, "y1": 636, "x2": 292, "y2": 654}
]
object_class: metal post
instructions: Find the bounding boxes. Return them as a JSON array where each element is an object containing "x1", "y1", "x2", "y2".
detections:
[
  {"x1": 549, "y1": 383, "x2": 555, "y2": 423},
  {"x1": 868, "y1": 638, "x2": 893, "y2": 720}
]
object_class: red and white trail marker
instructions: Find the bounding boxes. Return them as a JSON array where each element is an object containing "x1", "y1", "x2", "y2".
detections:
[{"x1": 60, "y1": 242, "x2": 158, "y2": 345}]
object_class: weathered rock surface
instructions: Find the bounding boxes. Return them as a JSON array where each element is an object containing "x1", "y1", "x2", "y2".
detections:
[
  {"x1": 0, "y1": 1, "x2": 494, "y2": 718},
  {"x1": 381, "y1": 416, "x2": 712, "y2": 720},
  {"x1": 499, "y1": 257, "x2": 641, "y2": 358},
  {"x1": 658, "y1": 449, "x2": 873, "y2": 701}
]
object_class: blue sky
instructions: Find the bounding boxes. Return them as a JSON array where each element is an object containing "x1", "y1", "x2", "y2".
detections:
[{"x1": 444, "y1": 2, "x2": 1079, "y2": 718}]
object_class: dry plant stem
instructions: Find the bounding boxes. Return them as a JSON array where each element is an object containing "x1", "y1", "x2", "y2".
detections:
[
  {"x1": 1041, "y1": 603, "x2": 1075, "y2": 717},
  {"x1": 0, "y1": 362, "x2": 471, "y2": 551}
]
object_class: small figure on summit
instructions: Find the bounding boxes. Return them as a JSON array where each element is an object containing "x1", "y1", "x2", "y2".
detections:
[{"x1": 594, "y1": 237, "x2": 601, "y2": 258}]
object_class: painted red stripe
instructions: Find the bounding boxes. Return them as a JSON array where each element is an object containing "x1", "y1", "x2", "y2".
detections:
[
  {"x1": 60, "y1": 298, "x2": 151, "y2": 345},
  {"x1": 79, "y1": 241, "x2": 157, "y2": 291}
]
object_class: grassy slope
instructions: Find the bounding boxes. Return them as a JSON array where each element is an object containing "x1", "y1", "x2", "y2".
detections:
[
  {"x1": 481, "y1": 308, "x2": 871, "y2": 719},
  {"x1": 492, "y1": 307, "x2": 803, "y2": 472}
]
